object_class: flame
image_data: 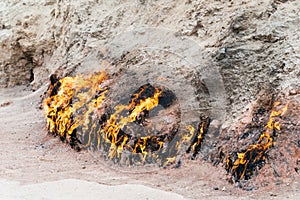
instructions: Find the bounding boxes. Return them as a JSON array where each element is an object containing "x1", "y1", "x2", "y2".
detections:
[
  {"x1": 132, "y1": 136, "x2": 151, "y2": 160},
  {"x1": 160, "y1": 118, "x2": 210, "y2": 166},
  {"x1": 42, "y1": 72, "x2": 109, "y2": 145},
  {"x1": 189, "y1": 122, "x2": 205, "y2": 153},
  {"x1": 99, "y1": 86, "x2": 162, "y2": 159},
  {"x1": 184, "y1": 117, "x2": 210, "y2": 158},
  {"x1": 43, "y1": 71, "x2": 209, "y2": 166},
  {"x1": 226, "y1": 101, "x2": 289, "y2": 180},
  {"x1": 184, "y1": 125, "x2": 195, "y2": 141},
  {"x1": 128, "y1": 88, "x2": 162, "y2": 122},
  {"x1": 43, "y1": 74, "x2": 176, "y2": 163}
]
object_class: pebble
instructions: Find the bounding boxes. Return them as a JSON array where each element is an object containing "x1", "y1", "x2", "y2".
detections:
[
  {"x1": 289, "y1": 89, "x2": 297, "y2": 95},
  {"x1": 213, "y1": 186, "x2": 219, "y2": 190},
  {"x1": 269, "y1": 192, "x2": 277, "y2": 197}
]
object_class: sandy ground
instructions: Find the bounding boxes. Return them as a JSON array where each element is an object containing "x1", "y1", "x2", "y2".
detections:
[
  {"x1": 0, "y1": 179, "x2": 188, "y2": 200},
  {"x1": 0, "y1": 86, "x2": 299, "y2": 199}
]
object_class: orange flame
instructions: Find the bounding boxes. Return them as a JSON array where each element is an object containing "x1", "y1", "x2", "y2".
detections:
[
  {"x1": 42, "y1": 74, "x2": 170, "y2": 163},
  {"x1": 42, "y1": 72, "x2": 108, "y2": 146},
  {"x1": 42, "y1": 71, "x2": 205, "y2": 166},
  {"x1": 227, "y1": 101, "x2": 289, "y2": 180},
  {"x1": 99, "y1": 87, "x2": 162, "y2": 159}
]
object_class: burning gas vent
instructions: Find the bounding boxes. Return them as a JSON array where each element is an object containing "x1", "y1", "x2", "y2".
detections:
[
  {"x1": 42, "y1": 70, "x2": 299, "y2": 189},
  {"x1": 42, "y1": 71, "x2": 207, "y2": 165},
  {"x1": 225, "y1": 102, "x2": 289, "y2": 181}
]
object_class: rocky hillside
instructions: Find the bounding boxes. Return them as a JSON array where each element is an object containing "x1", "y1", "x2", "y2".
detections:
[{"x1": 1, "y1": 0, "x2": 299, "y2": 118}]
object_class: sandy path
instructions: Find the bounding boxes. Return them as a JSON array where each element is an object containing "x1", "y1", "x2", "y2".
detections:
[{"x1": 0, "y1": 179, "x2": 188, "y2": 200}]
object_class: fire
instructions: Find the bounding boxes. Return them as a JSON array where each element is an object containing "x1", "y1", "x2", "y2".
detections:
[
  {"x1": 42, "y1": 72, "x2": 109, "y2": 148},
  {"x1": 188, "y1": 123, "x2": 205, "y2": 153},
  {"x1": 185, "y1": 116, "x2": 210, "y2": 159},
  {"x1": 42, "y1": 70, "x2": 214, "y2": 166},
  {"x1": 226, "y1": 101, "x2": 289, "y2": 181},
  {"x1": 99, "y1": 84, "x2": 163, "y2": 160},
  {"x1": 43, "y1": 73, "x2": 185, "y2": 165},
  {"x1": 128, "y1": 88, "x2": 162, "y2": 122}
]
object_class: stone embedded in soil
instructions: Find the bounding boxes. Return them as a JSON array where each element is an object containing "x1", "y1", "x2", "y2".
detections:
[{"x1": 213, "y1": 186, "x2": 219, "y2": 190}]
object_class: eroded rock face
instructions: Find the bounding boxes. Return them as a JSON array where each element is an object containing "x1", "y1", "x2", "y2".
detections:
[
  {"x1": 0, "y1": 1, "x2": 53, "y2": 88},
  {"x1": 1, "y1": 0, "x2": 299, "y2": 116}
]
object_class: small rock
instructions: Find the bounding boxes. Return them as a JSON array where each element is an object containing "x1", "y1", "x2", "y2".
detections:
[
  {"x1": 222, "y1": 186, "x2": 226, "y2": 191},
  {"x1": 213, "y1": 186, "x2": 219, "y2": 190},
  {"x1": 289, "y1": 89, "x2": 297, "y2": 95},
  {"x1": 210, "y1": 119, "x2": 220, "y2": 129},
  {"x1": 44, "y1": 0, "x2": 56, "y2": 6},
  {"x1": 269, "y1": 192, "x2": 277, "y2": 197},
  {"x1": 174, "y1": 159, "x2": 181, "y2": 169}
]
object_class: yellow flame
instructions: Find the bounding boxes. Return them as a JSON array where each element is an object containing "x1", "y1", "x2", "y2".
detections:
[
  {"x1": 43, "y1": 72, "x2": 183, "y2": 165},
  {"x1": 183, "y1": 125, "x2": 195, "y2": 142},
  {"x1": 184, "y1": 121, "x2": 206, "y2": 155},
  {"x1": 99, "y1": 87, "x2": 162, "y2": 159},
  {"x1": 227, "y1": 101, "x2": 289, "y2": 180},
  {"x1": 43, "y1": 72, "x2": 108, "y2": 143}
]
